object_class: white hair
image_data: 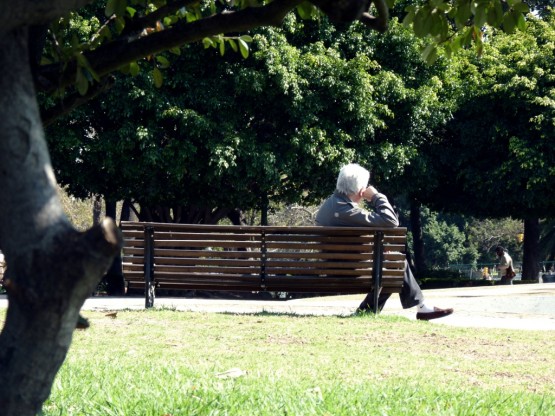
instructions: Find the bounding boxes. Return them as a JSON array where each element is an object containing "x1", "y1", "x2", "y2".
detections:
[{"x1": 336, "y1": 163, "x2": 370, "y2": 195}]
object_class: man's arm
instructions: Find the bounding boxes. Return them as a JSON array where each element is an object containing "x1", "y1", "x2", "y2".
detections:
[{"x1": 337, "y1": 193, "x2": 399, "y2": 227}]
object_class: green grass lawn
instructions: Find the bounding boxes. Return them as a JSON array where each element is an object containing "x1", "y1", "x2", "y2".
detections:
[{"x1": 3, "y1": 308, "x2": 552, "y2": 415}]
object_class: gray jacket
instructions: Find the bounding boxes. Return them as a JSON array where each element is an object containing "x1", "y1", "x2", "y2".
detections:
[{"x1": 315, "y1": 191, "x2": 399, "y2": 228}]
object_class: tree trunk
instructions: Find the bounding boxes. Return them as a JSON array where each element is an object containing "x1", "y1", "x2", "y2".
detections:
[
  {"x1": 121, "y1": 200, "x2": 133, "y2": 221},
  {"x1": 228, "y1": 209, "x2": 248, "y2": 226},
  {"x1": 522, "y1": 217, "x2": 540, "y2": 280},
  {"x1": 409, "y1": 199, "x2": 426, "y2": 278},
  {"x1": 0, "y1": 28, "x2": 122, "y2": 415},
  {"x1": 260, "y1": 195, "x2": 269, "y2": 226}
]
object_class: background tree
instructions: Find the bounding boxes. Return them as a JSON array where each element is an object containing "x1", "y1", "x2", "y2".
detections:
[
  {"x1": 416, "y1": 13, "x2": 555, "y2": 279},
  {"x1": 46, "y1": 16, "x2": 404, "y2": 226},
  {"x1": 46, "y1": 15, "x2": 451, "y2": 229}
]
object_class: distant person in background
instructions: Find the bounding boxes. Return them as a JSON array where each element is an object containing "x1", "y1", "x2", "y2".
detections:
[
  {"x1": 315, "y1": 163, "x2": 453, "y2": 320},
  {"x1": 495, "y1": 246, "x2": 514, "y2": 285}
]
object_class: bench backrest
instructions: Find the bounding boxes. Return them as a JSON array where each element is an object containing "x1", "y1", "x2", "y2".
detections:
[{"x1": 120, "y1": 222, "x2": 407, "y2": 304}]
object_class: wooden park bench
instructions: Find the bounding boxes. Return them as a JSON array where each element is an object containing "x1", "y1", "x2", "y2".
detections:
[{"x1": 120, "y1": 221, "x2": 407, "y2": 313}]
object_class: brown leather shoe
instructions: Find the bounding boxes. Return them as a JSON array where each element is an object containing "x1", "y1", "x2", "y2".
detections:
[{"x1": 416, "y1": 307, "x2": 454, "y2": 321}]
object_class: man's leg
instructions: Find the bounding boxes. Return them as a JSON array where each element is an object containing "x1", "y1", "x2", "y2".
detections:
[
  {"x1": 358, "y1": 261, "x2": 422, "y2": 312},
  {"x1": 357, "y1": 291, "x2": 391, "y2": 313},
  {"x1": 398, "y1": 260, "x2": 424, "y2": 309}
]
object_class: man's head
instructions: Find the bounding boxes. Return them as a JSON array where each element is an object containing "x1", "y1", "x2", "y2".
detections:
[
  {"x1": 495, "y1": 246, "x2": 505, "y2": 257},
  {"x1": 336, "y1": 163, "x2": 370, "y2": 196}
]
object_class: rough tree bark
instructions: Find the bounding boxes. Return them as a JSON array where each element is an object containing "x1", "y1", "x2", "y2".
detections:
[
  {"x1": 522, "y1": 217, "x2": 540, "y2": 280},
  {"x1": 0, "y1": 26, "x2": 121, "y2": 415}
]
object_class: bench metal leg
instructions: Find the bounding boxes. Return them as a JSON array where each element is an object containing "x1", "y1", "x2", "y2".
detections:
[
  {"x1": 144, "y1": 226, "x2": 155, "y2": 308},
  {"x1": 372, "y1": 231, "x2": 384, "y2": 314}
]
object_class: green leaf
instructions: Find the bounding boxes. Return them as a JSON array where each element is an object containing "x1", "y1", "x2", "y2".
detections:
[
  {"x1": 169, "y1": 47, "x2": 181, "y2": 55},
  {"x1": 228, "y1": 39, "x2": 238, "y2": 53},
  {"x1": 105, "y1": 0, "x2": 127, "y2": 17},
  {"x1": 238, "y1": 38, "x2": 249, "y2": 58},
  {"x1": 163, "y1": 15, "x2": 179, "y2": 26},
  {"x1": 129, "y1": 61, "x2": 140, "y2": 76},
  {"x1": 431, "y1": 0, "x2": 450, "y2": 12},
  {"x1": 75, "y1": 68, "x2": 88, "y2": 95},
  {"x1": 75, "y1": 53, "x2": 100, "y2": 82},
  {"x1": 152, "y1": 67, "x2": 163, "y2": 88},
  {"x1": 412, "y1": 11, "x2": 428, "y2": 37},
  {"x1": 402, "y1": 8, "x2": 416, "y2": 26},
  {"x1": 296, "y1": 2, "x2": 317, "y2": 19},
  {"x1": 203, "y1": 37, "x2": 215, "y2": 49},
  {"x1": 105, "y1": 0, "x2": 116, "y2": 16},
  {"x1": 516, "y1": 12, "x2": 526, "y2": 31},
  {"x1": 114, "y1": 16, "x2": 125, "y2": 34},
  {"x1": 421, "y1": 43, "x2": 438, "y2": 65},
  {"x1": 99, "y1": 25, "x2": 112, "y2": 42},
  {"x1": 512, "y1": 1, "x2": 530, "y2": 13},
  {"x1": 185, "y1": 11, "x2": 197, "y2": 22},
  {"x1": 219, "y1": 39, "x2": 225, "y2": 56},
  {"x1": 455, "y1": 0, "x2": 472, "y2": 28},
  {"x1": 503, "y1": 11, "x2": 517, "y2": 34},
  {"x1": 486, "y1": 0, "x2": 504, "y2": 27},
  {"x1": 460, "y1": 26, "x2": 474, "y2": 48},
  {"x1": 126, "y1": 6, "x2": 136, "y2": 18},
  {"x1": 156, "y1": 55, "x2": 170, "y2": 69},
  {"x1": 239, "y1": 35, "x2": 253, "y2": 43},
  {"x1": 474, "y1": 4, "x2": 487, "y2": 28}
]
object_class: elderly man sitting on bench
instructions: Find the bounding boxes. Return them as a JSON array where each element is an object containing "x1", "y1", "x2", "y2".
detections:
[{"x1": 315, "y1": 163, "x2": 453, "y2": 321}]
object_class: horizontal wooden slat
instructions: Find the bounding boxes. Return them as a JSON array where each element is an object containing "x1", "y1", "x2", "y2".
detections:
[
  {"x1": 382, "y1": 260, "x2": 406, "y2": 269},
  {"x1": 265, "y1": 260, "x2": 371, "y2": 269},
  {"x1": 154, "y1": 239, "x2": 261, "y2": 249},
  {"x1": 383, "y1": 244, "x2": 406, "y2": 252},
  {"x1": 154, "y1": 231, "x2": 260, "y2": 240},
  {"x1": 265, "y1": 234, "x2": 374, "y2": 243},
  {"x1": 122, "y1": 271, "x2": 144, "y2": 280},
  {"x1": 153, "y1": 249, "x2": 261, "y2": 258},
  {"x1": 154, "y1": 257, "x2": 261, "y2": 267},
  {"x1": 383, "y1": 252, "x2": 406, "y2": 261},
  {"x1": 122, "y1": 264, "x2": 143, "y2": 272},
  {"x1": 122, "y1": 248, "x2": 144, "y2": 256},
  {"x1": 381, "y1": 270, "x2": 405, "y2": 278},
  {"x1": 155, "y1": 265, "x2": 259, "y2": 274},
  {"x1": 383, "y1": 235, "x2": 406, "y2": 243},
  {"x1": 155, "y1": 282, "x2": 260, "y2": 291},
  {"x1": 266, "y1": 251, "x2": 372, "y2": 260},
  {"x1": 266, "y1": 242, "x2": 373, "y2": 251}
]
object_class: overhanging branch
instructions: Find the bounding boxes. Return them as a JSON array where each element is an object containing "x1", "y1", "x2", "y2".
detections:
[
  {"x1": 121, "y1": 0, "x2": 199, "y2": 36},
  {"x1": 37, "y1": 0, "x2": 304, "y2": 93}
]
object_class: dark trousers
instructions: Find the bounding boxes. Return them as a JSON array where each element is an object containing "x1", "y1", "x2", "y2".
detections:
[
  {"x1": 500, "y1": 276, "x2": 514, "y2": 285},
  {"x1": 358, "y1": 260, "x2": 424, "y2": 312}
]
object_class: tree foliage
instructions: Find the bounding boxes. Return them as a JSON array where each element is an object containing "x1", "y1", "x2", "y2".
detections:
[
  {"x1": 403, "y1": 0, "x2": 532, "y2": 63},
  {"x1": 46, "y1": 16, "x2": 444, "y2": 222},
  {"x1": 416, "y1": 13, "x2": 555, "y2": 219}
]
